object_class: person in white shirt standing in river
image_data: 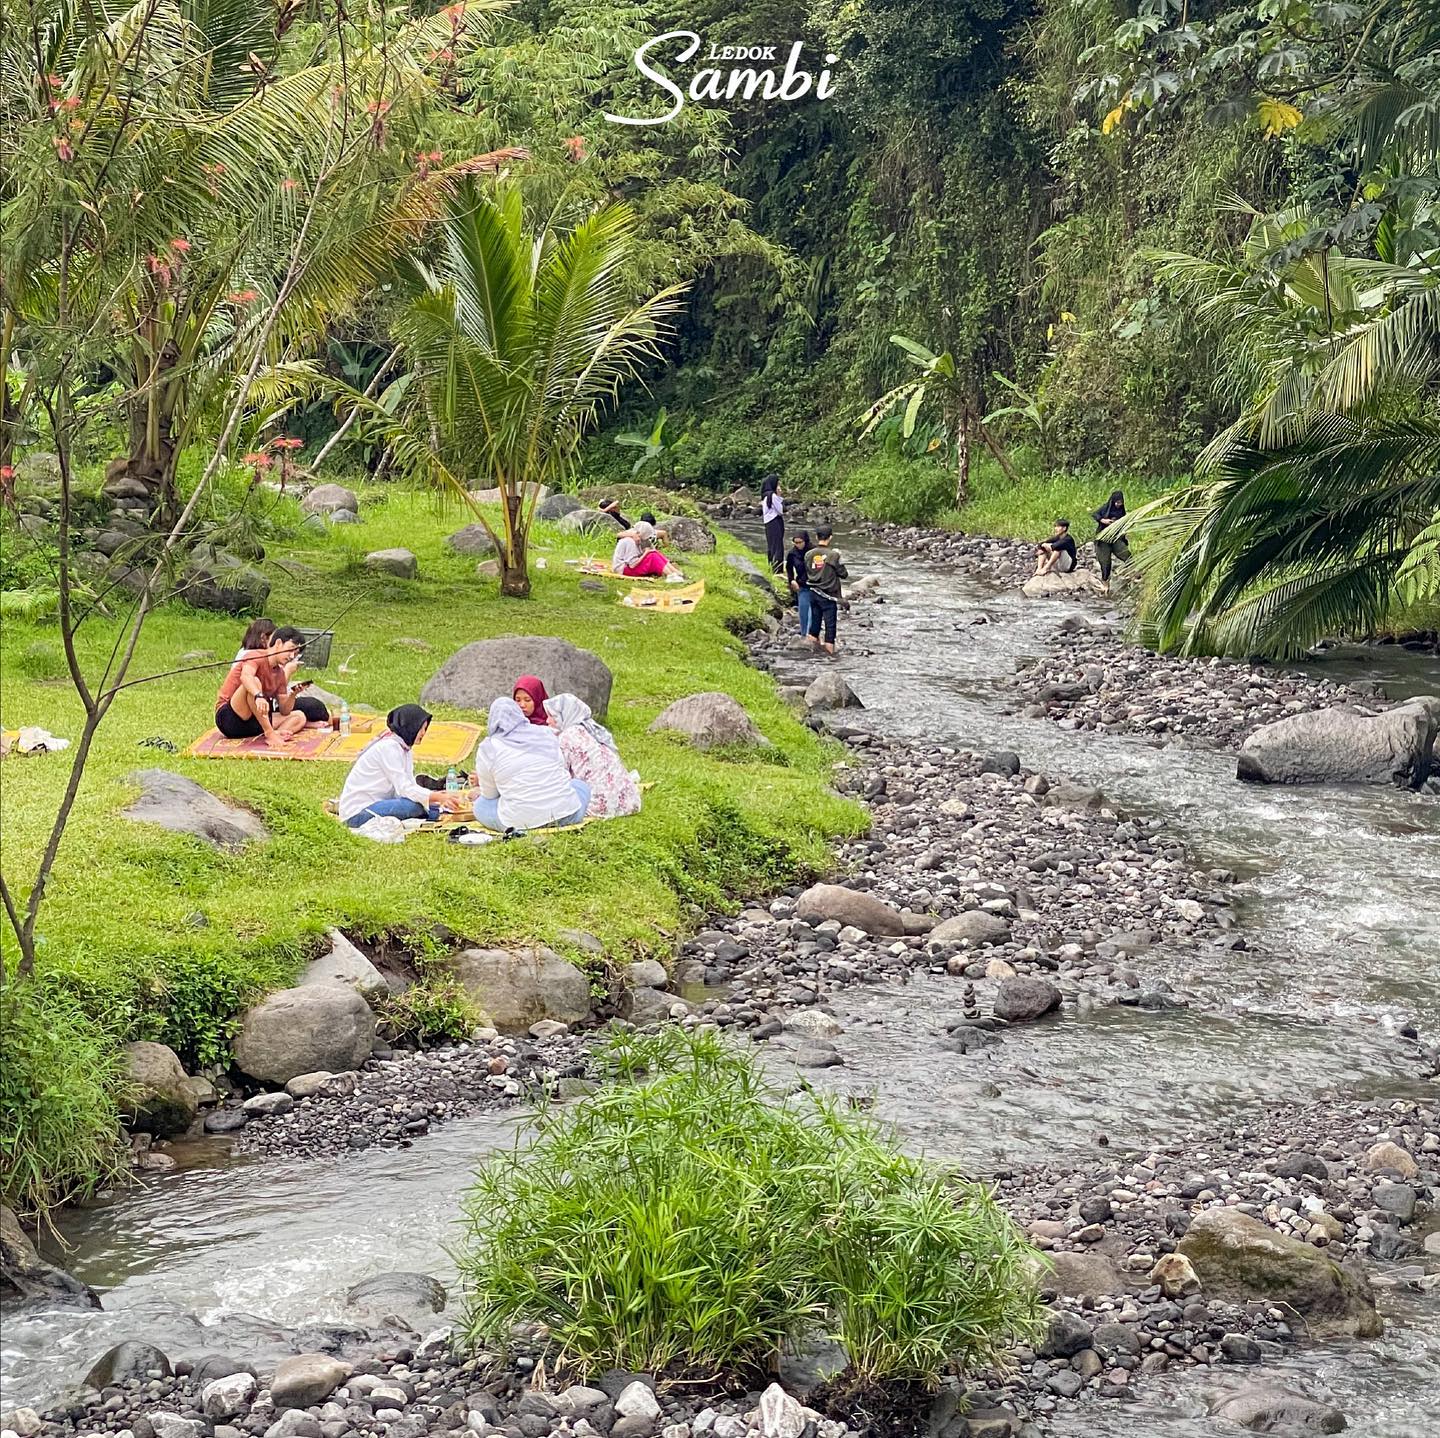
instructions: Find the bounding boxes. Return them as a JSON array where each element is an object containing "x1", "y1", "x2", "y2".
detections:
[{"x1": 760, "y1": 472, "x2": 785, "y2": 572}]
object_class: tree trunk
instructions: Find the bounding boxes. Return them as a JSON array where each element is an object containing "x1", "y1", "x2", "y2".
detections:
[
  {"x1": 500, "y1": 486, "x2": 530, "y2": 597},
  {"x1": 954, "y1": 410, "x2": 972, "y2": 508}
]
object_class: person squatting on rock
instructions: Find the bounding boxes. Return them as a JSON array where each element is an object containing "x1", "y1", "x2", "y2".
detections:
[
  {"x1": 760, "y1": 471, "x2": 785, "y2": 572},
  {"x1": 1092, "y1": 489, "x2": 1130, "y2": 591},
  {"x1": 805, "y1": 525, "x2": 847, "y2": 654},
  {"x1": 337, "y1": 704, "x2": 469, "y2": 828},
  {"x1": 786, "y1": 529, "x2": 812, "y2": 637},
  {"x1": 1034, "y1": 517, "x2": 1078, "y2": 577},
  {"x1": 471, "y1": 697, "x2": 590, "y2": 832}
]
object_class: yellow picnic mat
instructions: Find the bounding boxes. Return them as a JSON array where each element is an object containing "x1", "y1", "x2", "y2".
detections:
[
  {"x1": 185, "y1": 715, "x2": 481, "y2": 767},
  {"x1": 620, "y1": 579, "x2": 705, "y2": 612}
]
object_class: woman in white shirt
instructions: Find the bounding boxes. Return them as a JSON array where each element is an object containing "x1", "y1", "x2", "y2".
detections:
[
  {"x1": 610, "y1": 520, "x2": 679, "y2": 578},
  {"x1": 338, "y1": 705, "x2": 466, "y2": 828},
  {"x1": 472, "y1": 697, "x2": 590, "y2": 832},
  {"x1": 760, "y1": 472, "x2": 784, "y2": 572}
]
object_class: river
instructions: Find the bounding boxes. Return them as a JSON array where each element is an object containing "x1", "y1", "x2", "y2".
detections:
[{"x1": 4, "y1": 524, "x2": 1437, "y2": 1433}]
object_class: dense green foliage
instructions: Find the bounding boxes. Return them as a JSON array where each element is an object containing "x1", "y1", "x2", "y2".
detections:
[{"x1": 459, "y1": 1029, "x2": 1040, "y2": 1384}]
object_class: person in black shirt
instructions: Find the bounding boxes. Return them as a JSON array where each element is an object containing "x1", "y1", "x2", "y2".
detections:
[
  {"x1": 804, "y1": 526, "x2": 848, "y2": 654},
  {"x1": 785, "y1": 530, "x2": 812, "y2": 636},
  {"x1": 1034, "y1": 518, "x2": 1078, "y2": 577},
  {"x1": 1091, "y1": 489, "x2": 1129, "y2": 590},
  {"x1": 597, "y1": 497, "x2": 631, "y2": 529}
]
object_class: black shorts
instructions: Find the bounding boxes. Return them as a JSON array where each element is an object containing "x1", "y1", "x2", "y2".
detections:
[{"x1": 215, "y1": 701, "x2": 264, "y2": 739}]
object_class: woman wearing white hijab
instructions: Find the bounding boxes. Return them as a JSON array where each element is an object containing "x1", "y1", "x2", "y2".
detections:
[
  {"x1": 548, "y1": 692, "x2": 640, "y2": 819},
  {"x1": 472, "y1": 697, "x2": 589, "y2": 831}
]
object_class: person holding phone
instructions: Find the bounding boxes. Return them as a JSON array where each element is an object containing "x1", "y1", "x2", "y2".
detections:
[
  {"x1": 214, "y1": 627, "x2": 308, "y2": 748},
  {"x1": 272, "y1": 625, "x2": 330, "y2": 725}
]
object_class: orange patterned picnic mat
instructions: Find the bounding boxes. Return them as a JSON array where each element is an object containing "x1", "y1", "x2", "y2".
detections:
[{"x1": 185, "y1": 715, "x2": 481, "y2": 766}]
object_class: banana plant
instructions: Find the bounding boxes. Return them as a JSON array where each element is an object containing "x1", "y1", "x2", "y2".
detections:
[{"x1": 614, "y1": 406, "x2": 690, "y2": 482}]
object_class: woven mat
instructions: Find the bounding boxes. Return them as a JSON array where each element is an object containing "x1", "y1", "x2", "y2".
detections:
[
  {"x1": 620, "y1": 579, "x2": 704, "y2": 612},
  {"x1": 186, "y1": 715, "x2": 481, "y2": 766}
]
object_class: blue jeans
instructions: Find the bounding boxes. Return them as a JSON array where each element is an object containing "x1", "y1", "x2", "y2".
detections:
[
  {"x1": 796, "y1": 587, "x2": 812, "y2": 637},
  {"x1": 472, "y1": 780, "x2": 591, "y2": 833},
  {"x1": 345, "y1": 796, "x2": 437, "y2": 828}
]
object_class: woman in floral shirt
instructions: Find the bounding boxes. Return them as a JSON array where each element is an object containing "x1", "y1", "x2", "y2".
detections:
[{"x1": 547, "y1": 693, "x2": 641, "y2": 819}]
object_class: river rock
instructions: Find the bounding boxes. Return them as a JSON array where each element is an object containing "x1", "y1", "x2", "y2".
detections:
[
  {"x1": 929, "y1": 911, "x2": 1012, "y2": 947},
  {"x1": 202, "y1": 1372, "x2": 257, "y2": 1420},
  {"x1": 242, "y1": 1091, "x2": 294, "y2": 1117},
  {"x1": 233, "y1": 986, "x2": 376, "y2": 1085},
  {"x1": 363, "y1": 547, "x2": 418, "y2": 578},
  {"x1": 724, "y1": 552, "x2": 776, "y2": 591},
  {"x1": 626, "y1": 959, "x2": 668, "y2": 990},
  {"x1": 4, "y1": 1408, "x2": 42, "y2": 1437},
  {"x1": 993, "y1": 976, "x2": 1062, "y2": 1023},
  {"x1": 803, "y1": 673, "x2": 861, "y2": 711},
  {"x1": 1209, "y1": 1385, "x2": 1347, "y2": 1433},
  {"x1": 1237, "y1": 696, "x2": 1440, "y2": 787},
  {"x1": 284, "y1": 1070, "x2": 358, "y2": 1099},
  {"x1": 452, "y1": 947, "x2": 591, "y2": 1030},
  {"x1": 121, "y1": 1041, "x2": 198, "y2": 1137},
  {"x1": 421, "y1": 637, "x2": 613, "y2": 718},
  {"x1": 442, "y1": 524, "x2": 495, "y2": 556},
  {"x1": 536, "y1": 493, "x2": 584, "y2": 521},
  {"x1": 1022, "y1": 570, "x2": 1105, "y2": 598},
  {"x1": 657, "y1": 515, "x2": 716, "y2": 553},
  {"x1": 614, "y1": 1383, "x2": 661, "y2": 1423},
  {"x1": 1149, "y1": 1252, "x2": 1201, "y2": 1297},
  {"x1": 301, "y1": 930, "x2": 389, "y2": 1004},
  {"x1": 556, "y1": 507, "x2": 613, "y2": 535},
  {"x1": 1364, "y1": 1141, "x2": 1420, "y2": 1179},
  {"x1": 301, "y1": 484, "x2": 359, "y2": 516},
  {"x1": 752, "y1": 1383, "x2": 805, "y2": 1438},
  {"x1": 794, "y1": 883, "x2": 905, "y2": 936},
  {"x1": 648, "y1": 692, "x2": 766, "y2": 748},
  {"x1": 1043, "y1": 1251, "x2": 1127, "y2": 1299},
  {"x1": 84, "y1": 1341, "x2": 173, "y2": 1388},
  {"x1": 1177, "y1": 1207, "x2": 1383, "y2": 1337},
  {"x1": 345, "y1": 1272, "x2": 447, "y2": 1331},
  {"x1": 2, "y1": 1206, "x2": 100, "y2": 1310},
  {"x1": 271, "y1": 1354, "x2": 349, "y2": 1410},
  {"x1": 124, "y1": 770, "x2": 268, "y2": 849}
]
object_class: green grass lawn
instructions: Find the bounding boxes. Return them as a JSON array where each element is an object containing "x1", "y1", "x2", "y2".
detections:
[{"x1": 0, "y1": 483, "x2": 864, "y2": 1212}]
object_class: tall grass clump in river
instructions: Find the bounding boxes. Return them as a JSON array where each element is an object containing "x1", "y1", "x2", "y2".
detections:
[{"x1": 458, "y1": 1030, "x2": 1040, "y2": 1386}]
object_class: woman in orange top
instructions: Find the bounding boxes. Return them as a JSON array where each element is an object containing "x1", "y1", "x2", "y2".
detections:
[{"x1": 215, "y1": 627, "x2": 309, "y2": 748}]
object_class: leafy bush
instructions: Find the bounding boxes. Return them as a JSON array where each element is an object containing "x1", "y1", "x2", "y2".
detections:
[
  {"x1": 458, "y1": 1030, "x2": 1039, "y2": 1385},
  {"x1": 0, "y1": 986, "x2": 129, "y2": 1217},
  {"x1": 380, "y1": 977, "x2": 481, "y2": 1046}
]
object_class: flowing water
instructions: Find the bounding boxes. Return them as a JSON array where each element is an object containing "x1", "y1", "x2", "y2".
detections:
[{"x1": 4, "y1": 525, "x2": 1438, "y2": 1431}]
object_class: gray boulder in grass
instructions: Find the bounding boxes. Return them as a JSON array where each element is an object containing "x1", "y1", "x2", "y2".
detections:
[
  {"x1": 657, "y1": 515, "x2": 716, "y2": 553},
  {"x1": 536, "y1": 492, "x2": 584, "y2": 522},
  {"x1": 301, "y1": 483, "x2": 359, "y2": 515},
  {"x1": 556, "y1": 507, "x2": 614, "y2": 536},
  {"x1": 1237, "y1": 696, "x2": 1440, "y2": 788},
  {"x1": 124, "y1": 770, "x2": 268, "y2": 850},
  {"x1": 421, "y1": 636, "x2": 613, "y2": 718},
  {"x1": 648, "y1": 692, "x2": 766, "y2": 749}
]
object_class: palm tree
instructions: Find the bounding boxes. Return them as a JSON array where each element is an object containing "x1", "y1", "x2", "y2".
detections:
[{"x1": 353, "y1": 182, "x2": 685, "y2": 596}]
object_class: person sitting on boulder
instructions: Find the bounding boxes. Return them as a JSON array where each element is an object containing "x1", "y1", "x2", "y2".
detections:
[
  {"x1": 597, "y1": 497, "x2": 631, "y2": 529},
  {"x1": 1091, "y1": 489, "x2": 1130, "y2": 592},
  {"x1": 471, "y1": 697, "x2": 590, "y2": 832},
  {"x1": 1034, "y1": 518, "x2": 1078, "y2": 577},
  {"x1": 337, "y1": 704, "x2": 469, "y2": 828},
  {"x1": 611, "y1": 520, "x2": 681, "y2": 579},
  {"x1": 548, "y1": 692, "x2": 640, "y2": 819},
  {"x1": 513, "y1": 674, "x2": 550, "y2": 724},
  {"x1": 214, "y1": 627, "x2": 309, "y2": 748}
]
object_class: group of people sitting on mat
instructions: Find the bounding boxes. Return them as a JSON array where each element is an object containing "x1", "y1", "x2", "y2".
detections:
[
  {"x1": 336, "y1": 675, "x2": 641, "y2": 835},
  {"x1": 598, "y1": 499, "x2": 684, "y2": 581},
  {"x1": 215, "y1": 618, "x2": 331, "y2": 749}
]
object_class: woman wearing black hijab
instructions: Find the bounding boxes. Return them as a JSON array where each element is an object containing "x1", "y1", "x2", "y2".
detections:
[
  {"x1": 1091, "y1": 489, "x2": 1129, "y2": 590},
  {"x1": 760, "y1": 472, "x2": 785, "y2": 572},
  {"x1": 337, "y1": 704, "x2": 468, "y2": 828}
]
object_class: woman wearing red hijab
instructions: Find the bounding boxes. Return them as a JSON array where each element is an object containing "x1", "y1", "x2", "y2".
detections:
[{"x1": 513, "y1": 675, "x2": 550, "y2": 725}]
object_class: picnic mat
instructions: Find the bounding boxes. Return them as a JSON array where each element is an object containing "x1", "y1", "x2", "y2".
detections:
[
  {"x1": 571, "y1": 560, "x2": 680, "y2": 585},
  {"x1": 620, "y1": 579, "x2": 705, "y2": 612},
  {"x1": 185, "y1": 715, "x2": 481, "y2": 767}
]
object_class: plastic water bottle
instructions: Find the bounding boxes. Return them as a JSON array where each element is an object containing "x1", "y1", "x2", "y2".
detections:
[
  {"x1": 445, "y1": 766, "x2": 459, "y2": 792},
  {"x1": 339, "y1": 700, "x2": 351, "y2": 738}
]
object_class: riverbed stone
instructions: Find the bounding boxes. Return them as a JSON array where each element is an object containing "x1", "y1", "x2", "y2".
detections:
[
  {"x1": 648, "y1": 692, "x2": 766, "y2": 748},
  {"x1": 241, "y1": 1091, "x2": 294, "y2": 1117},
  {"x1": 1237, "y1": 696, "x2": 1440, "y2": 788},
  {"x1": 84, "y1": 1341, "x2": 173, "y2": 1388},
  {"x1": 421, "y1": 637, "x2": 613, "y2": 718},
  {"x1": 614, "y1": 1383, "x2": 661, "y2": 1423},
  {"x1": 626, "y1": 959, "x2": 668, "y2": 990},
  {"x1": 803, "y1": 673, "x2": 862, "y2": 711},
  {"x1": 120, "y1": 1041, "x2": 198, "y2": 1137},
  {"x1": 1210, "y1": 1385, "x2": 1347, "y2": 1433},
  {"x1": 271, "y1": 1354, "x2": 350, "y2": 1410},
  {"x1": 929, "y1": 911, "x2": 1012, "y2": 947},
  {"x1": 443, "y1": 524, "x2": 496, "y2": 556},
  {"x1": 1043, "y1": 1251, "x2": 1127, "y2": 1299},
  {"x1": 1037, "y1": 1310, "x2": 1092, "y2": 1358},
  {"x1": 1022, "y1": 570, "x2": 1105, "y2": 598},
  {"x1": 301, "y1": 930, "x2": 389, "y2": 1004},
  {"x1": 1364, "y1": 1141, "x2": 1420, "y2": 1179},
  {"x1": 795, "y1": 883, "x2": 905, "y2": 936},
  {"x1": 285, "y1": 1071, "x2": 359, "y2": 1100},
  {"x1": 363, "y1": 547, "x2": 418, "y2": 578},
  {"x1": 2, "y1": 1206, "x2": 100, "y2": 1311},
  {"x1": 301, "y1": 484, "x2": 359, "y2": 516},
  {"x1": 233, "y1": 985, "x2": 376, "y2": 1085},
  {"x1": 202, "y1": 1372, "x2": 257, "y2": 1420},
  {"x1": 993, "y1": 976, "x2": 1062, "y2": 1023},
  {"x1": 1177, "y1": 1207, "x2": 1383, "y2": 1337},
  {"x1": 1149, "y1": 1252, "x2": 1201, "y2": 1298},
  {"x1": 452, "y1": 947, "x2": 591, "y2": 1030},
  {"x1": 124, "y1": 770, "x2": 267, "y2": 850}
]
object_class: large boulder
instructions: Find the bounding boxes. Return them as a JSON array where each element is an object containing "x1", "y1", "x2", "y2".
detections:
[
  {"x1": 1209, "y1": 1385, "x2": 1347, "y2": 1434},
  {"x1": 1021, "y1": 570, "x2": 1105, "y2": 599},
  {"x1": 124, "y1": 770, "x2": 268, "y2": 850},
  {"x1": 452, "y1": 947, "x2": 591, "y2": 1031},
  {"x1": 1177, "y1": 1207, "x2": 1383, "y2": 1338},
  {"x1": 803, "y1": 673, "x2": 862, "y2": 711},
  {"x1": 345, "y1": 1271, "x2": 447, "y2": 1331},
  {"x1": 1, "y1": 1205, "x2": 101, "y2": 1310},
  {"x1": 1042, "y1": 1250, "x2": 1127, "y2": 1299},
  {"x1": 233, "y1": 986, "x2": 376, "y2": 1086},
  {"x1": 84, "y1": 1341, "x2": 173, "y2": 1388},
  {"x1": 180, "y1": 556, "x2": 270, "y2": 615},
  {"x1": 363, "y1": 547, "x2": 418, "y2": 578},
  {"x1": 556, "y1": 507, "x2": 614, "y2": 536},
  {"x1": 301, "y1": 930, "x2": 390, "y2": 1004},
  {"x1": 648, "y1": 692, "x2": 765, "y2": 749},
  {"x1": 1236, "y1": 697, "x2": 1440, "y2": 788},
  {"x1": 929, "y1": 911, "x2": 1013, "y2": 947},
  {"x1": 657, "y1": 515, "x2": 716, "y2": 553},
  {"x1": 121, "y1": 1041, "x2": 197, "y2": 1138},
  {"x1": 301, "y1": 484, "x2": 359, "y2": 516},
  {"x1": 443, "y1": 524, "x2": 495, "y2": 556},
  {"x1": 421, "y1": 637, "x2": 613, "y2": 719},
  {"x1": 993, "y1": 976, "x2": 1062, "y2": 1023},
  {"x1": 536, "y1": 492, "x2": 584, "y2": 522},
  {"x1": 795, "y1": 883, "x2": 905, "y2": 937}
]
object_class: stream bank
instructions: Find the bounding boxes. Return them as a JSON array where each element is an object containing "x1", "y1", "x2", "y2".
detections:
[{"x1": 3, "y1": 522, "x2": 1437, "y2": 1438}]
